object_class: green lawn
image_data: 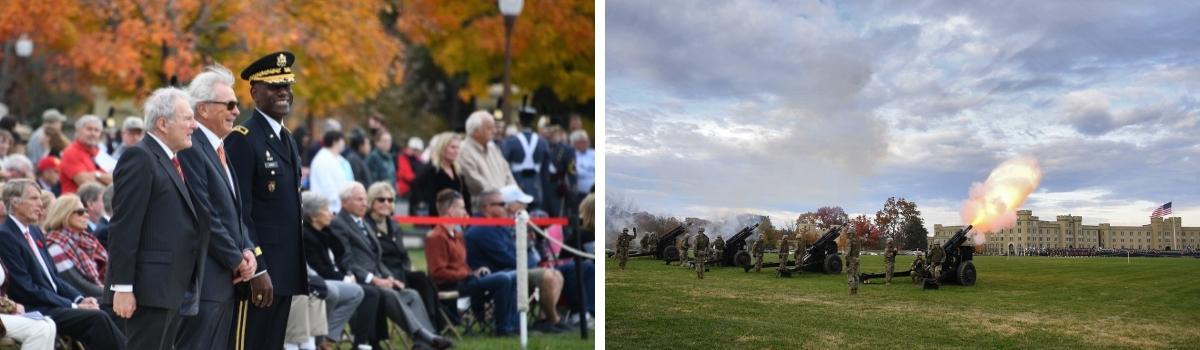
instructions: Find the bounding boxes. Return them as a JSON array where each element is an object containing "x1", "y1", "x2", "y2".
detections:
[
  {"x1": 390, "y1": 249, "x2": 594, "y2": 350},
  {"x1": 606, "y1": 254, "x2": 1200, "y2": 349}
]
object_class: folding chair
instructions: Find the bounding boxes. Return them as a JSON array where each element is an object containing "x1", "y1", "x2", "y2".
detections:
[{"x1": 435, "y1": 291, "x2": 464, "y2": 340}]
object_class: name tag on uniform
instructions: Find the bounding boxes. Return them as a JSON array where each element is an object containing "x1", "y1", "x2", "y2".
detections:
[{"x1": 264, "y1": 161, "x2": 279, "y2": 169}]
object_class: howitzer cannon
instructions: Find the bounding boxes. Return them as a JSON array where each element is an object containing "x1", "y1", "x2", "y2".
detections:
[
  {"x1": 749, "y1": 226, "x2": 844, "y2": 276},
  {"x1": 861, "y1": 225, "x2": 976, "y2": 289},
  {"x1": 628, "y1": 224, "x2": 690, "y2": 264},
  {"x1": 720, "y1": 223, "x2": 760, "y2": 267}
]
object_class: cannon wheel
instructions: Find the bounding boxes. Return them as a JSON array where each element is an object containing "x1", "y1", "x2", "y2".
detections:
[
  {"x1": 823, "y1": 254, "x2": 842, "y2": 274},
  {"x1": 662, "y1": 246, "x2": 680, "y2": 263},
  {"x1": 734, "y1": 251, "x2": 752, "y2": 268},
  {"x1": 957, "y1": 260, "x2": 976, "y2": 286}
]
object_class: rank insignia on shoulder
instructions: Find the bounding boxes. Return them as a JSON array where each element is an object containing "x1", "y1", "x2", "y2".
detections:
[{"x1": 233, "y1": 126, "x2": 249, "y2": 135}]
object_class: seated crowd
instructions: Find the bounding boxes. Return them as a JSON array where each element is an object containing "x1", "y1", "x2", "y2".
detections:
[{"x1": 0, "y1": 101, "x2": 595, "y2": 349}]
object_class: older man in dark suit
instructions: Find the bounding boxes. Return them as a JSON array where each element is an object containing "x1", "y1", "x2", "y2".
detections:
[
  {"x1": 331, "y1": 182, "x2": 451, "y2": 349},
  {"x1": 175, "y1": 65, "x2": 259, "y2": 350},
  {"x1": 0, "y1": 179, "x2": 126, "y2": 349},
  {"x1": 106, "y1": 87, "x2": 209, "y2": 350}
]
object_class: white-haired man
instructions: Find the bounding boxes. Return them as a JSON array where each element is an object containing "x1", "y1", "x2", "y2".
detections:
[
  {"x1": 2, "y1": 154, "x2": 34, "y2": 180},
  {"x1": 457, "y1": 110, "x2": 516, "y2": 198},
  {"x1": 106, "y1": 87, "x2": 206, "y2": 350},
  {"x1": 174, "y1": 65, "x2": 261, "y2": 350},
  {"x1": 329, "y1": 182, "x2": 452, "y2": 349},
  {"x1": 60, "y1": 114, "x2": 113, "y2": 194}
]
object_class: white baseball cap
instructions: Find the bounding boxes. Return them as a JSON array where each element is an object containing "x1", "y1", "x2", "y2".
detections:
[{"x1": 499, "y1": 184, "x2": 533, "y2": 204}]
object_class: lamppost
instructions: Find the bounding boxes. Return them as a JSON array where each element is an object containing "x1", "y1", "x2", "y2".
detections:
[
  {"x1": 15, "y1": 34, "x2": 33, "y2": 58},
  {"x1": 499, "y1": 0, "x2": 523, "y2": 125}
]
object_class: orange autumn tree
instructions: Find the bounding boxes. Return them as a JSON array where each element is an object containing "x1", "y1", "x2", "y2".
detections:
[
  {"x1": 397, "y1": 0, "x2": 594, "y2": 106},
  {"x1": 1, "y1": 0, "x2": 402, "y2": 116}
]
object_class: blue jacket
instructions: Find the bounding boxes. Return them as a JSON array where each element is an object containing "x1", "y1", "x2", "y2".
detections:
[{"x1": 464, "y1": 225, "x2": 538, "y2": 272}]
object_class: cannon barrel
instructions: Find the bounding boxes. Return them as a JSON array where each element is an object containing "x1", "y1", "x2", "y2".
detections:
[
  {"x1": 943, "y1": 224, "x2": 974, "y2": 252},
  {"x1": 728, "y1": 223, "x2": 760, "y2": 244},
  {"x1": 716, "y1": 223, "x2": 761, "y2": 267}
]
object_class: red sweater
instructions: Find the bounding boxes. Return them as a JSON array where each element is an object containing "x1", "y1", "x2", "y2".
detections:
[
  {"x1": 426, "y1": 224, "x2": 470, "y2": 288},
  {"x1": 60, "y1": 140, "x2": 102, "y2": 194}
]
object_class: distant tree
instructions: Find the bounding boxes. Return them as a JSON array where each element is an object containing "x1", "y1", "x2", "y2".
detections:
[
  {"x1": 902, "y1": 216, "x2": 930, "y2": 250},
  {"x1": 848, "y1": 215, "x2": 883, "y2": 249},
  {"x1": 874, "y1": 197, "x2": 921, "y2": 249},
  {"x1": 397, "y1": 0, "x2": 594, "y2": 119},
  {"x1": 796, "y1": 206, "x2": 849, "y2": 229},
  {"x1": 756, "y1": 216, "x2": 779, "y2": 249}
]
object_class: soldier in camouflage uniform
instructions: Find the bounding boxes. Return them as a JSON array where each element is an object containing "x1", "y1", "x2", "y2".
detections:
[
  {"x1": 847, "y1": 227, "x2": 861, "y2": 295},
  {"x1": 617, "y1": 228, "x2": 638, "y2": 270},
  {"x1": 776, "y1": 233, "x2": 791, "y2": 277},
  {"x1": 884, "y1": 238, "x2": 898, "y2": 285},
  {"x1": 928, "y1": 245, "x2": 945, "y2": 283},
  {"x1": 693, "y1": 228, "x2": 710, "y2": 279},
  {"x1": 750, "y1": 237, "x2": 765, "y2": 272},
  {"x1": 712, "y1": 235, "x2": 725, "y2": 266},
  {"x1": 792, "y1": 234, "x2": 806, "y2": 269},
  {"x1": 911, "y1": 250, "x2": 926, "y2": 284}
]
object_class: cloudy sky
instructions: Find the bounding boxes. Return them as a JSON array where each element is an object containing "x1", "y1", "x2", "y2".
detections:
[{"x1": 605, "y1": 0, "x2": 1200, "y2": 232}]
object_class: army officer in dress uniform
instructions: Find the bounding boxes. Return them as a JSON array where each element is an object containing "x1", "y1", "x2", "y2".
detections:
[{"x1": 225, "y1": 51, "x2": 308, "y2": 350}]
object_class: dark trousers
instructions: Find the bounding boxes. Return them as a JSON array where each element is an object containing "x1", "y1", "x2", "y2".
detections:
[
  {"x1": 43, "y1": 307, "x2": 126, "y2": 349},
  {"x1": 232, "y1": 295, "x2": 292, "y2": 350},
  {"x1": 175, "y1": 299, "x2": 234, "y2": 350},
  {"x1": 125, "y1": 306, "x2": 183, "y2": 350},
  {"x1": 349, "y1": 284, "x2": 382, "y2": 346}
]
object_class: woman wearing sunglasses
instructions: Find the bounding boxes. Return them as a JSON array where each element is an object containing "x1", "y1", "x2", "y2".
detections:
[{"x1": 42, "y1": 194, "x2": 108, "y2": 299}]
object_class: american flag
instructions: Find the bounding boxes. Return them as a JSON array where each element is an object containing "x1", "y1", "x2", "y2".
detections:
[{"x1": 1151, "y1": 202, "x2": 1172, "y2": 218}]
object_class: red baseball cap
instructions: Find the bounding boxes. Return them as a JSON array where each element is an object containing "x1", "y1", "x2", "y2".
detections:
[{"x1": 37, "y1": 156, "x2": 60, "y2": 172}]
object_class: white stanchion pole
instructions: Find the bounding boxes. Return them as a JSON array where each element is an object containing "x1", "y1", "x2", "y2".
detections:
[{"x1": 516, "y1": 210, "x2": 529, "y2": 350}]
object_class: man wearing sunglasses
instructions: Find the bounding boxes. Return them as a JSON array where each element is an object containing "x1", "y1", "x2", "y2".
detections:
[{"x1": 175, "y1": 64, "x2": 260, "y2": 350}]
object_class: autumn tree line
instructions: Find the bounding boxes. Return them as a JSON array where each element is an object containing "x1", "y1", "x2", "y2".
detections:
[{"x1": 0, "y1": 0, "x2": 593, "y2": 136}]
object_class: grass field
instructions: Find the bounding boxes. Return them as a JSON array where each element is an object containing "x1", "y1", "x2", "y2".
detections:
[
  {"x1": 353, "y1": 249, "x2": 595, "y2": 350},
  {"x1": 606, "y1": 254, "x2": 1200, "y2": 349}
]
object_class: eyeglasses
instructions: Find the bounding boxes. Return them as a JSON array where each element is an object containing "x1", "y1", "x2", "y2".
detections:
[
  {"x1": 487, "y1": 202, "x2": 506, "y2": 207},
  {"x1": 375, "y1": 197, "x2": 395, "y2": 203},
  {"x1": 202, "y1": 100, "x2": 238, "y2": 111},
  {"x1": 72, "y1": 209, "x2": 88, "y2": 216}
]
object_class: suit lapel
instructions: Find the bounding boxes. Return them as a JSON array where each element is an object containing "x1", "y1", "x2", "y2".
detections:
[
  {"x1": 194, "y1": 133, "x2": 238, "y2": 199},
  {"x1": 7, "y1": 219, "x2": 53, "y2": 288},
  {"x1": 144, "y1": 137, "x2": 197, "y2": 218}
]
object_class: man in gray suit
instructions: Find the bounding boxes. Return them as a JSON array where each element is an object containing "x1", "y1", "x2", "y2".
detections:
[
  {"x1": 106, "y1": 87, "x2": 209, "y2": 350},
  {"x1": 174, "y1": 65, "x2": 259, "y2": 350},
  {"x1": 330, "y1": 182, "x2": 451, "y2": 349}
]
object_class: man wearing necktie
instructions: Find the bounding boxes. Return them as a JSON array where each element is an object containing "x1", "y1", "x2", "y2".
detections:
[
  {"x1": 0, "y1": 179, "x2": 126, "y2": 349},
  {"x1": 175, "y1": 64, "x2": 259, "y2": 350},
  {"x1": 330, "y1": 182, "x2": 452, "y2": 349},
  {"x1": 225, "y1": 51, "x2": 309, "y2": 350},
  {"x1": 106, "y1": 87, "x2": 209, "y2": 350}
]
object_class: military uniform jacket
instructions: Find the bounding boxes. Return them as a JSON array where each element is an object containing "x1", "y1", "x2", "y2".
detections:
[
  {"x1": 225, "y1": 110, "x2": 307, "y2": 296},
  {"x1": 694, "y1": 234, "x2": 709, "y2": 255}
]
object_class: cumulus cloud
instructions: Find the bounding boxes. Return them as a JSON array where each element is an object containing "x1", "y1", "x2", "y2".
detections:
[{"x1": 607, "y1": 0, "x2": 1200, "y2": 230}]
